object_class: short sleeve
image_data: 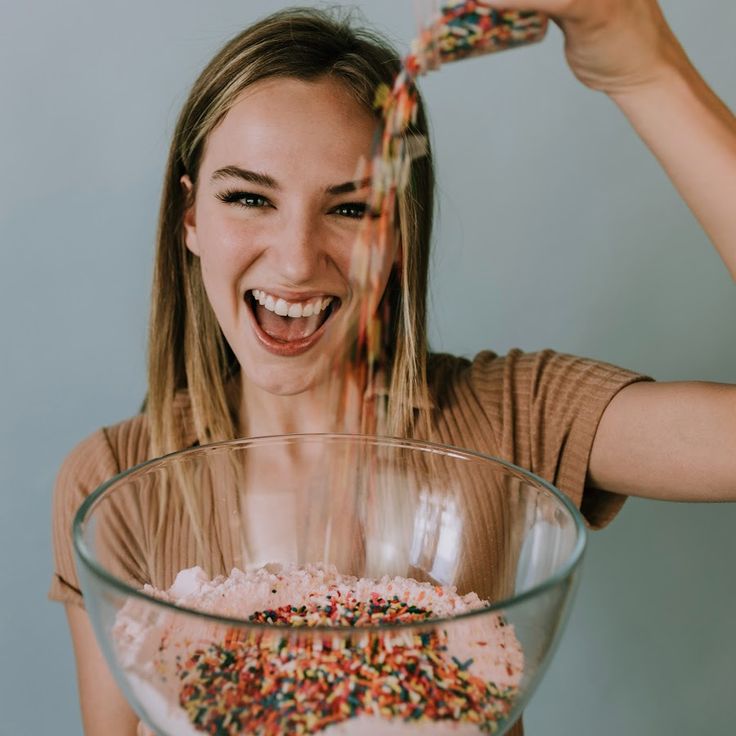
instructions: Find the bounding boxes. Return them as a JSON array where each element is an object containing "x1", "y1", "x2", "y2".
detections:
[
  {"x1": 48, "y1": 430, "x2": 120, "y2": 608},
  {"x1": 469, "y1": 349, "x2": 652, "y2": 529}
]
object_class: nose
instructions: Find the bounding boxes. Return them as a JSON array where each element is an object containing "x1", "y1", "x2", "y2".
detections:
[{"x1": 270, "y1": 208, "x2": 323, "y2": 286}]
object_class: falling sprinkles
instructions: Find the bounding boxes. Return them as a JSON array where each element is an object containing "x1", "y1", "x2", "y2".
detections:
[
  {"x1": 177, "y1": 592, "x2": 517, "y2": 734},
  {"x1": 332, "y1": 1, "x2": 547, "y2": 437}
]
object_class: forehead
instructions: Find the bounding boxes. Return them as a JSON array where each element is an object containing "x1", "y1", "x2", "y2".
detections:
[{"x1": 201, "y1": 76, "x2": 378, "y2": 180}]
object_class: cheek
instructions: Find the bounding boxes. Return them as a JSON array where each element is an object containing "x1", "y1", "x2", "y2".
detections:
[
  {"x1": 194, "y1": 222, "x2": 255, "y2": 324},
  {"x1": 196, "y1": 212, "x2": 252, "y2": 281}
]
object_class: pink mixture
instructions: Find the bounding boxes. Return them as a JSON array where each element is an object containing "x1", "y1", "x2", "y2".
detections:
[{"x1": 114, "y1": 564, "x2": 523, "y2": 734}]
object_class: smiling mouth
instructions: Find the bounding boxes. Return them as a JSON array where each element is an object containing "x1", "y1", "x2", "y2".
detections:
[{"x1": 246, "y1": 289, "x2": 340, "y2": 347}]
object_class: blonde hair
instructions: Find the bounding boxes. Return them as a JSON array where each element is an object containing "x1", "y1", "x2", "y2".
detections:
[{"x1": 147, "y1": 7, "x2": 434, "y2": 456}]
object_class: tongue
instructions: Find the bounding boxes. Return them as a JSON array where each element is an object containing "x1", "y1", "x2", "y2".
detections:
[{"x1": 255, "y1": 303, "x2": 325, "y2": 342}]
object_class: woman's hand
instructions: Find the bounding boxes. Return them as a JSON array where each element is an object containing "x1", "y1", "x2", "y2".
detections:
[{"x1": 490, "y1": 0, "x2": 687, "y2": 94}]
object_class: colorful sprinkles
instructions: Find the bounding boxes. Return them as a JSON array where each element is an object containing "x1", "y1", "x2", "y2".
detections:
[
  {"x1": 177, "y1": 591, "x2": 516, "y2": 734},
  {"x1": 170, "y1": 7, "x2": 536, "y2": 732},
  {"x1": 332, "y1": 2, "x2": 546, "y2": 437},
  {"x1": 416, "y1": 1, "x2": 548, "y2": 70},
  {"x1": 330, "y1": 40, "x2": 427, "y2": 435}
]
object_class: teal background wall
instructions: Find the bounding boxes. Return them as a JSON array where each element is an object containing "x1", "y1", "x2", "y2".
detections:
[{"x1": 1, "y1": 1, "x2": 734, "y2": 733}]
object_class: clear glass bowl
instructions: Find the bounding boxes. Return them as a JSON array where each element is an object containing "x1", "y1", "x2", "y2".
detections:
[{"x1": 74, "y1": 434, "x2": 586, "y2": 735}]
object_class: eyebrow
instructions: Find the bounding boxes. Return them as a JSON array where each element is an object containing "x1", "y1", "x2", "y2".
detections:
[
  {"x1": 210, "y1": 165, "x2": 371, "y2": 196},
  {"x1": 325, "y1": 177, "x2": 371, "y2": 196},
  {"x1": 211, "y1": 166, "x2": 278, "y2": 189}
]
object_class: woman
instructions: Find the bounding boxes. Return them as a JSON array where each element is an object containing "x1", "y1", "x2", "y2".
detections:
[{"x1": 49, "y1": 2, "x2": 736, "y2": 734}]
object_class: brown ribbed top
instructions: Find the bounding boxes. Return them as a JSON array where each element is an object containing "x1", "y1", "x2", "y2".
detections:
[{"x1": 49, "y1": 349, "x2": 649, "y2": 736}]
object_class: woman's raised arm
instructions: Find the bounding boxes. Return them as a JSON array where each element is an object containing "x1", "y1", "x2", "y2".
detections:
[
  {"x1": 483, "y1": 1, "x2": 736, "y2": 500},
  {"x1": 488, "y1": 0, "x2": 736, "y2": 278},
  {"x1": 588, "y1": 379, "x2": 736, "y2": 501}
]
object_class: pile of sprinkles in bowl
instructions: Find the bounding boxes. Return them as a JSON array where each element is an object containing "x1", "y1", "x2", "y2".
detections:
[{"x1": 176, "y1": 589, "x2": 516, "y2": 735}]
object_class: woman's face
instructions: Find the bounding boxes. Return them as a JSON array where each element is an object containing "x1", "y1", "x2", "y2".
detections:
[{"x1": 183, "y1": 76, "x2": 389, "y2": 397}]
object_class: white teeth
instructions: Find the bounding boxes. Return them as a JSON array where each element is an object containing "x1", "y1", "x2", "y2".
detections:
[{"x1": 250, "y1": 290, "x2": 334, "y2": 319}]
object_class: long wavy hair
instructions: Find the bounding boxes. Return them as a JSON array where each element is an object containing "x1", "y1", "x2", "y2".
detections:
[{"x1": 146, "y1": 7, "x2": 434, "y2": 456}]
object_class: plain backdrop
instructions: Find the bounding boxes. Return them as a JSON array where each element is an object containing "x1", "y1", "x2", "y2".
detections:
[{"x1": 1, "y1": 1, "x2": 734, "y2": 734}]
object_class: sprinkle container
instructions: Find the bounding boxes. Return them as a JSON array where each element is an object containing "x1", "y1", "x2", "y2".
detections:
[{"x1": 414, "y1": 0, "x2": 548, "y2": 70}]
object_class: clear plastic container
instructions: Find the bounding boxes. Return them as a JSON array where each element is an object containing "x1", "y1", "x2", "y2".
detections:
[{"x1": 414, "y1": 0, "x2": 548, "y2": 71}]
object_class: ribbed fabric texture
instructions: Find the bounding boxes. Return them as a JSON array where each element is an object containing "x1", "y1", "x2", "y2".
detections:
[{"x1": 50, "y1": 349, "x2": 649, "y2": 736}]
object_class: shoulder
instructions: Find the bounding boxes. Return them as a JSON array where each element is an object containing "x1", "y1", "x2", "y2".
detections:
[
  {"x1": 50, "y1": 406, "x2": 161, "y2": 581},
  {"x1": 56, "y1": 391, "x2": 195, "y2": 492},
  {"x1": 50, "y1": 394, "x2": 194, "y2": 605},
  {"x1": 55, "y1": 413, "x2": 147, "y2": 508},
  {"x1": 426, "y1": 348, "x2": 650, "y2": 528},
  {"x1": 425, "y1": 346, "x2": 649, "y2": 472},
  {"x1": 431, "y1": 348, "x2": 644, "y2": 398},
  {"x1": 427, "y1": 348, "x2": 574, "y2": 404},
  {"x1": 50, "y1": 412, "x2": 151, "y2": 606}
]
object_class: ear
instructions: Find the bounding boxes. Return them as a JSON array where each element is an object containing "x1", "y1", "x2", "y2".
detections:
[{"x1": 180, "y1": 174, "x2": 200, "y2": 256}]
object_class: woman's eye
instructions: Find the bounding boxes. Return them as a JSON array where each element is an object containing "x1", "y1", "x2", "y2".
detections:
[
  {"x1": 216, "y1": 190, "x2": 271, "y2": 209},
  {"x1": 331, "y1": 202, "x2": 367, "y2": 219}
]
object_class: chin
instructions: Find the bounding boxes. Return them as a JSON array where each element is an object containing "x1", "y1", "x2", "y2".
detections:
[{"x1": 243, "y1": 359, "x2": 332, "y2": 398}]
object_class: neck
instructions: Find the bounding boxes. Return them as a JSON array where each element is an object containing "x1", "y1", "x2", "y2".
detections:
[{"x1": 235, "y1": 372, "x2": 364, "y2": 438}]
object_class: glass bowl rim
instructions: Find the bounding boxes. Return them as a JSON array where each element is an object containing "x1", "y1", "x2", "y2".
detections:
[{"x1": 73, "y1": 432, "x2": 587, "y2": 633}]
